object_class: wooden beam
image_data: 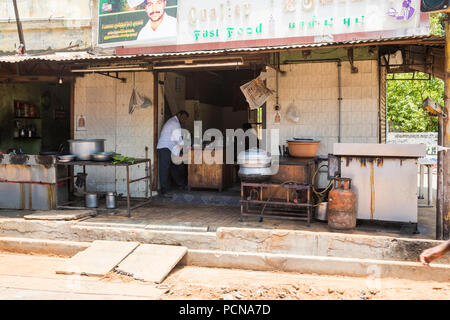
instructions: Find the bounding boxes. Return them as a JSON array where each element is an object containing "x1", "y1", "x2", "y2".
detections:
[
  {"x1": 153, "y1": 71, "x2": 159, "y2": 191},
  {"x1": 443, "y1": 16, "x2": 450, "y2": 240},
  {"x1": 0, "y1": 75, "x2": 75, "y2": 83}
]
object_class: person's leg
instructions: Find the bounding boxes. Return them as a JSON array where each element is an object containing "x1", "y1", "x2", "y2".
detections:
[
  {"x1": 158, "y1": 148, "x2": 172, "y2": 195},
  {"x1": 170, "y1": 162, "x2": 187, "y2": 188}
]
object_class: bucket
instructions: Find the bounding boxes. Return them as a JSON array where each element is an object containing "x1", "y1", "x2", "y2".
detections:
[
  {"x1": 315, "y1": 202, "x2": 328, "y2": 221},
  {"x1": 85, "y1": 193, "x2": 98, "y2": 208},
  {"x1": 106, "y1": 192, "x2": 116, "y2": 209}
]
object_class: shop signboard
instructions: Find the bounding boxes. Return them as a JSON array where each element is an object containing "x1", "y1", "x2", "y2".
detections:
[
  {"x1": 99, "y1": 0, "x2": 430, "y2": 51},
  {"x1": 98, "y1": 0, "x2": 178, "y2": 46}
]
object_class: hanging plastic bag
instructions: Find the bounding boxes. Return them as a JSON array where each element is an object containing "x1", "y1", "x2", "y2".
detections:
[
  {"x1": 286, "y1": 102, "x2": 301, "y2": 123},
  {"x1": 129, "y1": 73, "x2": 152, "y2": 114}
]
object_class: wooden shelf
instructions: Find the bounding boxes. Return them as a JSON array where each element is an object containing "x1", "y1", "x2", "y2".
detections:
[
  {"x1": 14, "y1": 137, "x2": 41, "y2": 140},
  {"x1": 14, "y1": 117, "x2": 41, "y2": 119}
]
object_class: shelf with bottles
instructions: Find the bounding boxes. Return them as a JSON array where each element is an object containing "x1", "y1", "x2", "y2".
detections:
[
  {"x1": 14, "y1": 116, "x2": 41, "y2": 120},
  {"x1": 13, "y1": 137, "x2": 42, "y2": 140},
  {"x1": 13, "y1": 100, "x2": 40, "y2": 119},
  {"x1": 13, "y1": 120, "x2": 40, "y2": 140}
]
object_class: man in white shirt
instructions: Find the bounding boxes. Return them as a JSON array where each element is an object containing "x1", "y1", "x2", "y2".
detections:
[
  {"x1": 137, "y1": 0, "x2": 177, "y2": 43},
  {"x1": 157, "y1": 110, "x2": 189, "y2": 197}
]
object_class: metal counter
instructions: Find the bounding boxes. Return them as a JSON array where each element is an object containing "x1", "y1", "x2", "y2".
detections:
[{"x1": 0, "y1": 154, "x2": 68, "y2": 210}]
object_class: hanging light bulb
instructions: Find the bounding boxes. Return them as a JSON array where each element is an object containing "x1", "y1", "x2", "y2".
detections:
[
  {"x1": 274, "y1": 104, "x2": 281, "y2": 124},
  {"x1": 58, "y1": 77, "x2": 63, "y2": 84}
]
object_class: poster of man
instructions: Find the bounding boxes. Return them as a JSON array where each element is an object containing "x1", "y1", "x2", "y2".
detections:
[
  {"x1": 137, "y1": 0, "x2": 178, "y2": 42},
  {"x1": 98, "y1": 0, "x2": 178, "y2": 46}
]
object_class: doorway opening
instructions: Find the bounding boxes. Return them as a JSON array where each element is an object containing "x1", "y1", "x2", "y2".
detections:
[
  {"x1": 385, "y1": 71, "x2": 444, "y2": 236},
  {"x1": 157, "y1": 66, "x2": 267, "y2": 205}
]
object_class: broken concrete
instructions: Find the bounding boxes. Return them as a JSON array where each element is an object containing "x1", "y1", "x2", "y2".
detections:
[
  {"x1": 116, "y1": 244, "x2": 187, "y2": 283},
  {"x1": 24, "y1": 210, "x2": 95, "y2": 221},
  {"x1": 0, "y1": 237, "x2": 89, "y2": 257},
  {"x1": 183, "y1": 249, "x2": 450, "y2": 283},
  {"x1": 216, "y1": 227, "x2": 450, "y2": 264},
  {"x1": 0, "y1": 219, "x2": 448, "y2": 267},
  {"x1": 0, "y1": 274, "x2": 168, "y2": 300},
  {"x1": 0, "y1": 236, "x2": 448, "y2": 282},
  {"x1": 56, "y1": 240, "x2": 139, "y2": 277},
  {"x1": 144, "y1": 224, "x2": 209, "y2": 232}
]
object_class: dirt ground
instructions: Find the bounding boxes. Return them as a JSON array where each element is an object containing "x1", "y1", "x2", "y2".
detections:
[
  {"x1": 160, "y1": 266, "x2": 450, "y2": 300},
  {"x1": 1, "y1": 251, "x2": 448, "y2": 300}
]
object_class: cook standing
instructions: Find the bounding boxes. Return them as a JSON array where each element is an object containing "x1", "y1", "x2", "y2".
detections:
[{"x1": 156, "y1": 110, "x2": 189, "y2": 198}]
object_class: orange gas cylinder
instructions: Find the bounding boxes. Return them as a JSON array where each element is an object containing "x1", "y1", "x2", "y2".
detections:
[{"x1": 328, "y1": 178, "x2": 357, "y2": 230}]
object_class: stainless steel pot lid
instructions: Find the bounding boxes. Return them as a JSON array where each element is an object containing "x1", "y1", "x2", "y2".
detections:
[
  {"x1": 237, "y1": 148, "x2": 271, "y2": 162},
  {"x1": 68, "y1": 139, "x2": 106, "y2": 142},
  {"x1": 239, "y1": 167, "x2": 273, "y2": 174}
]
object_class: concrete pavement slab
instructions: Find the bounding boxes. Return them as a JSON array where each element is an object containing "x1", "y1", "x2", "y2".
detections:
[
  {"x1": 0, "y1": 274, "x2": 167, "y2": 299},
  {"x1": 56, "y1": 240, "x2": 139, "y2": 277},
  {"x1": 24, "y1": 210, "x2": 95, "y2": 221},
  {"x1": 145, "y1": 224, "x2": 209, "y2": 232},
  {"x1": 116, "y1": 244, "x2": 187, "y2": 283},
  {"x1": 0, "y1": 237, "x2": 89, "y2": 257},
  {"x1": 0, "y1": 287, "x2": 149, "y2": 300}
]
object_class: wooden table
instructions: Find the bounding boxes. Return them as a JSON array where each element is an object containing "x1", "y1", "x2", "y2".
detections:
[{"x1": 56, "y1": 158, "x2": 152, "y2": 217}]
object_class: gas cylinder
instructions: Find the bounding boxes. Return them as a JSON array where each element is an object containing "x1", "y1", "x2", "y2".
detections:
[{"x1": 328, "y1": 178, "x2": 357, "y2": 230}]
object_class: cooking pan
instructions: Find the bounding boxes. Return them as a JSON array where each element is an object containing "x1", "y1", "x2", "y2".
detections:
[{"x1": 92, "y1": 152, "x2": 115, "y2": 162}]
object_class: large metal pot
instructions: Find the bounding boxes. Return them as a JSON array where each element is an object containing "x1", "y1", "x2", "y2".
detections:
[
  {"x1": 238, "y1": 149, "x2": 273, "y2": 182},
  {"x1": 237, "y1": 148, "x2": 272, "y2": 168},
  {"x1": 68, "y1": 139, "x2": 105, "y2": 161}
]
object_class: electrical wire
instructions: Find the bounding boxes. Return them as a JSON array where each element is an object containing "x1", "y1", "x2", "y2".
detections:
[{"x1": 311, "y1": 164, "x2": 336, "y2": 207}]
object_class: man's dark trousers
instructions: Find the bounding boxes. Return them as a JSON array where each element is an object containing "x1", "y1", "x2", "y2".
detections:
[{"x1": 158, "y1": 148, "x2": 185, "y2": 195}]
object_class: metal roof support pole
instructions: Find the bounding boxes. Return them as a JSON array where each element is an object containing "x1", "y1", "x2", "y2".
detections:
[
  {"x1": 12, "y1": 0, "x2": 26, "y2": 54},
  {"x1": 337, "y1": 61, "x2": 342, "y2": 143},
  {"x1": 441, "y1": 15, "x2": 450, "y2": 240}
]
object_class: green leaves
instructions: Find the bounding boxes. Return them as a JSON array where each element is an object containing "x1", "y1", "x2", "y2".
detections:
[
  {"x1": 387, "y1": 73, "x2": 442, "y2": 133},
  {"x1": 385, "y1": 13, "x2": 445, "y2": 133},
  {"x1": 430, "y1": 13, "x2": 446, "y2": 36},
  {"x1": 112, "y1": 154, "x2": 136, "y2": 165}
]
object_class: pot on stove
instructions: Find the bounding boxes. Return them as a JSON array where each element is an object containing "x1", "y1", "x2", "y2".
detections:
[{"x1": 237, "y1": 149, "x2": 273, "y2": 182}]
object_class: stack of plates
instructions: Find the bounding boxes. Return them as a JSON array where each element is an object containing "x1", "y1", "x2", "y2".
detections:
[{"x1": 58, "y1": 155, "x2": 76, "y2": 163}]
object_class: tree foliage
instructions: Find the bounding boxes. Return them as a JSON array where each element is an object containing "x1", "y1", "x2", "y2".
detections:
[
  {"x1": 430, "y1": 12, "x2": 446, "y2": 36},
  {"x1": 387, "y1": 73, "x2": 443, "y2": 132},
  {"x1": 386, "y1": 13, "x2": 445, "y2": 133}
]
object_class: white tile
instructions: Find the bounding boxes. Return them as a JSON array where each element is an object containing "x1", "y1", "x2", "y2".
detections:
[
  {"x1": 341, "y1": 100, "x2": 352, "y2": 112},
  {"x1": 351, "y1": 87, "x2": 362, "y2": 99},
  {"x1": 351, "y1": 99, "x2": 363, "y2": 112}
]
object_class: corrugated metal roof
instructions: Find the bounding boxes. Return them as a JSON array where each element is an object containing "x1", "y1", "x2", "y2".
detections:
[
  {"x1": 0, "y1": 35, "x2": 444, "y2": 64},
  {"x1": 224, "y1": 35, "x2": 445, "y2": 52},
  {"x1": 0, "y1": 51, "x2": 134, "y2": 63}
]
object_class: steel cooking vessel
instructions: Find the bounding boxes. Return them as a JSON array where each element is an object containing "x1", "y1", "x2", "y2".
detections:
[
  {"x1": 237, "y1": 148, "x2": 272, "y2": 168},
  {"x1": 105, "y1": 192, "x2": 116, "y2": 209},
  {"x1": 85, "y1": 193, "x2": 98, "y2": 208},
  {"x1": 92, "y1": 152, "x2": 114, "y2": 162},
  {"x1": 238, "y1": 149, "x2": 273, "y2": 182},
  {"x1": 68, "y1": 139, "x2": 105, "y2": 161}
]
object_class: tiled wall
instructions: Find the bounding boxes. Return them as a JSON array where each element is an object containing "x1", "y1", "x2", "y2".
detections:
[
  {"x1": 74, "y1": 72, "x2": 154, "y2": 197},
  {"x1": 266, "y1": 60, "x2": 379, "y2": 156},
  {"x1": 72, "y1": 60, "x2": 380, "y2": 196}
]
